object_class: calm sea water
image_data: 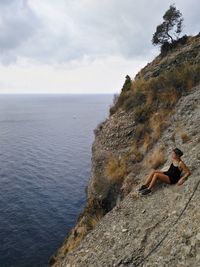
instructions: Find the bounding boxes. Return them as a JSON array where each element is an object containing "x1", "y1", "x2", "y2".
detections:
[{"x1": 0, "y1": 94, "x2": 113, "y2": 267}]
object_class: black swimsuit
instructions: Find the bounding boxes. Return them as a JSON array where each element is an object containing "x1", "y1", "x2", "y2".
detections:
[{"x1": 163, "y1": 162, "x2": 182, "y2": 184}]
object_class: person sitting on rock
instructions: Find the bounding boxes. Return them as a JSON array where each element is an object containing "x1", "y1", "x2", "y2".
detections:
[{"x1": 138, "y1": 148, "x2": 191, "y2": 196}]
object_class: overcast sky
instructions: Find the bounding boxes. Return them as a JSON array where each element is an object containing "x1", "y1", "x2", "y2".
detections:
[{"x1": 0, "y1": 0, "x2": 199, "y2": 94}]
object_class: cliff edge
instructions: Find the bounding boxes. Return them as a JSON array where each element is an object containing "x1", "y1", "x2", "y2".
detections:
[{"x1": 49, "y1": 34, "x2": 200, "y2": 267}]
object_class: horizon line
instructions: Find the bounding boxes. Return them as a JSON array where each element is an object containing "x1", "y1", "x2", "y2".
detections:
[{"x1": 0, "y1": 92, "x2": 116, "y2": 95}]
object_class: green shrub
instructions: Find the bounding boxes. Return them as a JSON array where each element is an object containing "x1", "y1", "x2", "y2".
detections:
[
  {"x1": 134, "y1": 105, "x2": 154, "y2": 124},
  {"x1": 121, "y1": 75, "x2": 132, "y2": 93},
  {"x1": 123, "y1": 91, "x2": 146, "y2": 112},
  {"x1": 161, "y1": 35, "x2": 188, "y2": 55}
]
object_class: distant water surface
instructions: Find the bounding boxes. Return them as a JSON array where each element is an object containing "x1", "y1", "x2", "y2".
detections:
[{"x1": 0, "y1": 94, "x2": 113, "y2": 267}]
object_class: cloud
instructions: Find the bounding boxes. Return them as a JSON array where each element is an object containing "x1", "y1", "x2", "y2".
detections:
[
  {"x1": 0, "y1": 0, "x2": 199, "y2": 94},
  {"x1": 0, "y1": 0, "x2": 41, "y2": 64},
  {"x1": 0, "y1": 0, "x2": 199, "y2": 66},
  {"x1": 0, "y1": 55, "x2": 147, "y2": 94}
]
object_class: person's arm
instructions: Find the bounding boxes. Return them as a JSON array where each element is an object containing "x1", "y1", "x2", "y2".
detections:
[{"x1": 177, "y1": 160, "x2": 191, "y2": 185}]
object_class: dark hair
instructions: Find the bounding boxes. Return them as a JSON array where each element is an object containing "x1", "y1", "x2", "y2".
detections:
[{"x1": 173, "y1": 148, "x2": 183, "y2": 158}]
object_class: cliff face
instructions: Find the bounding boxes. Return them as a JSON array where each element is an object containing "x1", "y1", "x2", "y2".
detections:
[
  {"x1": 49, "y1": 34, "x2": 200, "y2": 267},
  {"x1": 51, "y1": 84, "x2": 200, "y2": 267}
]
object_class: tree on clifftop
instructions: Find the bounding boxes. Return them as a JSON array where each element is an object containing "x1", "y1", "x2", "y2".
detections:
[
  {"x1": 152, "y1": 4, "x2": 184, "y2": 46},
  {"x1": 121, "y1": 75, "x2": 132, "y2": 93}
]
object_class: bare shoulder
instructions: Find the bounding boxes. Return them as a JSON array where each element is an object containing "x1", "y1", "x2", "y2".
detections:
[
  {"x1": 179, "y1": 160, "x2": 190, "y2": 172},
  {"x1": 179, "y1": 159, "x2": 186, "y2": 167}
]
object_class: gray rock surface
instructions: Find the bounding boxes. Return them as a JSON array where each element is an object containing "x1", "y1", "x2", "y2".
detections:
[
  {"x1": 88, "y1": 109, "x2": 136, "y2": 201},
  {"x1": 51, "y1": 85, "x2": 200, "y2": 267}
]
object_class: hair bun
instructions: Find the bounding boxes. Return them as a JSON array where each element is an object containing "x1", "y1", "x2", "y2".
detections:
[{"x1": 173, "y1": 148, "x2": 183, "y2": 157}]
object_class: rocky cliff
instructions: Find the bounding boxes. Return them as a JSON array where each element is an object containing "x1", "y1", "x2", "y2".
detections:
[{"x1": 49, "y1": 34, "x2": 200, "y2": 267}]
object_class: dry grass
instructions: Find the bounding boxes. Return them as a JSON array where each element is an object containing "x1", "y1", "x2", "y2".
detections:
[
  {"x1": 104, "y1": 154, "x2": 128, "y2": 183},
  {"x1": 170, "y1": 132, "x2": 176, "y2": 143},
  {"x1": 149, "y1": 110, "x2": 169, "y2": 140},
  {"x1": 134, "y1": 123, "x2": 146, "y2": 139},
  {"x1": 141, "y1": 133, "x2": 153, "y2": 154},
  {"x1": 62, "y1": 201, "x2": 104, "y2": 254},
  {"x1": 110, "y1": 62, "x2": 200, "y2": 157},
  {"x1": 64, "y1": 224, "x2": 88, "y2": 254},
  {"x1": 131, "y1": 77, "x2": 148, "y2": 93},
  {"x1": 111, "y1": 62, "x2": 200, "y2": 117},
  {"x1": 134, "y1": 104, "x2": 153, "y2": 124},
  {"x1": 87, "y1": 212, "x2": 103, "y2": 229},
  {"x1": 158, "y1": 87, "x2": 179, "y2": 108},
  {"x1": 129, "y1": 140, "x2": 144, "y2": 162},
  {"x1": 145, "y1": 146, "x2": 166, "y2": 169},
  {"x1": 93, "y1": 179, "x2": 108, "y2": 196},
  {"x1": 149, "y1": 112, "x2": 163, "y2": 140},
  {"x1": 180, "y1": 132, "x2": 190, "y2": 143}
]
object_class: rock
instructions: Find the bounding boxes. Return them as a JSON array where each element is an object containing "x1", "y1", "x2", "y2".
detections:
[
  {"x1": 196, "y1": 233, "x2": 200, "y2": 241},
  {"x1": 122, "y1": 229, "x2": 128, "y2": 233},
  {"x1": 48, "y1": 35, "x2": 200, "y2": 267}
]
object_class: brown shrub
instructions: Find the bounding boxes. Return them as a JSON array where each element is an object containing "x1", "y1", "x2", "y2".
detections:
[
  {"x1": 64, "y1": 224, "x2": 88, "y2": 254},
  {"x1": 129, "y1": 140, "x2": 144, "y2": 162},
  {"x1": 134, "y1": 105, "x2": 153, "y2": 124},
  {"x1": 149, "y1": 110, "x2": 169, "y2": 140},
  {"x1": 104, "y1": 154, "x2": 128, "y2": 183},
  {"x1": 134, "y1": 123, "x2": 146, "y2": 139},
  {"x1": 180, "y1": 132, "x2": 190, "y2": 143},
  {"x1": 87, "y1": 212, "x2": 104, "y2": 230},
  {"x1": 110, "y1": 61, "x2": 200, "y2": 115},
  {"x1": 158, "y1": 87, "x2": 179, "y2": 108},
  {"x1": 145, "y1": 146, "x2": 166, "y2": 169},
  {"x1": 141, "y1": 132, "x2": 153, "y2": 153},
  {"x1": 131, "y1": 77, "x2": 148, "y2": 92}
]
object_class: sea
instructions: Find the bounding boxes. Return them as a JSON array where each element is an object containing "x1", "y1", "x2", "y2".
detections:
[{"x1": 0, "y1": 94, "x2": 114, "y2": 267}]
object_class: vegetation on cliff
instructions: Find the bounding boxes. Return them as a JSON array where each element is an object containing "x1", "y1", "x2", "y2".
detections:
[{"x1": 108, "y1": 36, "x2": 200, "y2": 183}]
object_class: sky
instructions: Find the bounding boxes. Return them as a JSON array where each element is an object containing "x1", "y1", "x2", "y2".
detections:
[{"x1": 0, "y1": 0, "x2": 199, "y2": 94}]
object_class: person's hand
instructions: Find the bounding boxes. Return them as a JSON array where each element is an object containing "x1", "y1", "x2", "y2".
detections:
[{"x1": 177, "y1": 178, "x2": 186, "y2": 185}]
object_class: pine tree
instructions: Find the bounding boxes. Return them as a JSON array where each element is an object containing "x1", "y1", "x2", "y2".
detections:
[{"x1": 152, "y1": 4, "x2": 184, "y2": 46}]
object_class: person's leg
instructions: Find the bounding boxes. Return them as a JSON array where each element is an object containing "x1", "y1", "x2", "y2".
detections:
[
  {"x1": 143, "y1": 170, "x2": 164, "y2": 186},
  {"x1": 148, "y1": 173, "x2": 171, "y2": 189}
]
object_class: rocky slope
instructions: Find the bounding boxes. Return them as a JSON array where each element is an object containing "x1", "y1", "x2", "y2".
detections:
[
  {"x1": 51, "y1": 84, "x2": 200, "y2": 267},
  {"x1": 49, "y1": 34, "x2": 200, "y2": 267}
]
